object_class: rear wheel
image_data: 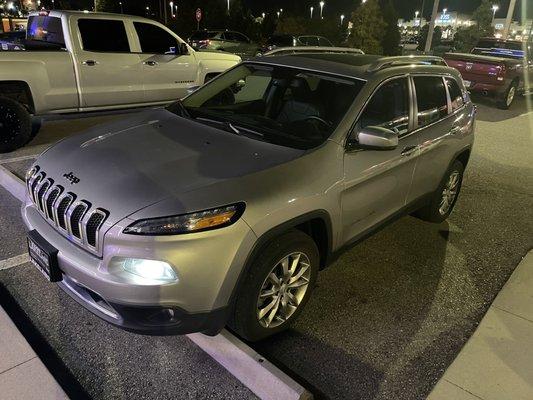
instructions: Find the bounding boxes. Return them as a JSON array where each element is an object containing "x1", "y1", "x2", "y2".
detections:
[
  {"x1": 497, "y1": 80, "x2": 518, "y2": 109},
  {"x1": 0, "y1": 96, "x2": 32, "y2": 153},
  {"x1": 413, "y1": 159, "x2": 464, "y2": 223},
  {"x1": 229, "y1": 230, "x2": 319, "y2": 341}
]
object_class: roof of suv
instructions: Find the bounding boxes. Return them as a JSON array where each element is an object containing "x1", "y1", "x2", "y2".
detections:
[{"x1": 249, "y1": 53, "x2": 452, "y2": 81}]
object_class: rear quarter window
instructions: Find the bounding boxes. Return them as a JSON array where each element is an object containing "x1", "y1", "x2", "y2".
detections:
[{"x1": 445, "y1": 77, "x2": 465, "y2": 111}]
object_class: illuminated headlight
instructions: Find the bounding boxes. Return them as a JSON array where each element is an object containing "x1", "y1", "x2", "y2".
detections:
[
  {"x1": 121, "y1": 258, "x2": 177, "y2": 282},
  {"x1": 123, "y1": 203, "x2": 245, "y2": 235}
]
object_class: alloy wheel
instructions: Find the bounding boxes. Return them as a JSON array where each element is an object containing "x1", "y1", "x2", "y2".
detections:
[
  {"x1": 506, "y1": 86, "x2": 516, "y2": 107},
  {"x1": 439, "y1": 170, "x2": 460, "y2": 215},
  {"x1": 256, "y1": 252, "x2": 311, "y2": 328}
]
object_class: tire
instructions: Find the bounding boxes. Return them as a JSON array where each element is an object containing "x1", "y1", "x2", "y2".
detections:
[
  {"x1": 0, "y1": 96, "x2": 32, "y2": 153},
  {"x1": 229, "y1": 230, "x2": 319, "y2": 341},
  {"x1": 413, "y1": 159, "x2": 465, "y2": 223},
  {"x1": 497, "y1": 80, "x2": 518, "y2": 110}
]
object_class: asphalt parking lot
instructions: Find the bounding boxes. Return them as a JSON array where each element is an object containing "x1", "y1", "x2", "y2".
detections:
[{"x1": 1, "y1": 97, "x2": 532, "y2": 399}]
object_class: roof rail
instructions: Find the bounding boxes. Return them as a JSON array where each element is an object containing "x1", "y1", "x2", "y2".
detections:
[
  {"x1": 262, "y1": 46, "x2": 364, "y2": 57},
  {"x1": 367, "y1": 55, "x2": 447, "y2": 72}
]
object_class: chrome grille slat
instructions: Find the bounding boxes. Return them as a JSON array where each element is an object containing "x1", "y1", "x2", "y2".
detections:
[{"x1": 27, "y1": 166, "x2": 109, "y2": 256}]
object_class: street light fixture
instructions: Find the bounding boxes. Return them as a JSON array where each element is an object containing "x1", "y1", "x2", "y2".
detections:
[
  {"x1": 310, "y1": 6, "x2": 314, "y2": 19},
  {"x1": 119, "y1": 1, "x2": 123, "y2": 13},
  {"x1": 340, "y1": 14, "x2": 345, "y2": 25},
  {"x1": 319, "y1": 1, "x2": 324, "y2": 19},
  {"x1": 491, "y1": 4, "x2": 499, "y2": 24},
  {"x1": 277, "y1": 10, "x2": 280, "y2": 18},
  {"x1": 169, "y1": 1, "x2": 174, "y2": 18}
]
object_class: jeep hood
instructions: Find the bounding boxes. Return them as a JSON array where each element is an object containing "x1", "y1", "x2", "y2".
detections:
[{"x1": 33, "y1": 108, "x2": 303, "y2": 226}]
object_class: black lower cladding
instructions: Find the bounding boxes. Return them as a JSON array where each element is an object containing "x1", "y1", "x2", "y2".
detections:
[{"x1": 57, "y1": 279, "x2": 229, "y2": 336}]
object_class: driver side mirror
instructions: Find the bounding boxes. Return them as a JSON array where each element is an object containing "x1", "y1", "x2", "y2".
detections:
[{"x1": 348, "y1": 126, "x2": 398, "y2": 151}]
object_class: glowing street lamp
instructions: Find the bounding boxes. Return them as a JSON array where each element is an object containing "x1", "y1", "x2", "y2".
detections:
[
  {"x1": 491, "y1": 4, "x2": 499, "y2": 23},
  {"x1": 262, "y1": 12, "x2": 265, "y2": 19},
  {"x1": 169, "y1": 1, "x2": 173, "y2": 17},
  {"x1": 277, "y1": 10, "x2": 280, "y2": 18},
  {"x1": 119, "y1": 1, "x2": 123, "y2": 13},
  {"x1": 227, "y1": 0, "x2": 230, "y2": 13},
  {"x1": 340, "y1": 14, "x2": 345, "y2": 25},
  {"x1": 319, "y1": 1, "x2": 324, "y2": 19},
  {"x1": 310, "y1": 6, "x2": 314, "y2": 19}
]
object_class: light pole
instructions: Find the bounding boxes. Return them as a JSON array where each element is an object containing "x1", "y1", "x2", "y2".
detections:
[
  {"x1": 51, "y1": 0, "x2": 54, "y2": 9},
  {"x1": 340, "y1": 14, "x2": 344, "y2": 26},
  {"x1": 119, "y1": 1, "x2": 123, "y2": 13},
  {"x1": 262, "y1": 12, "x2": 265, "y2": 19},
  {"x1": 319, "y1": 1, "x2": 324, "y2": 19},
  {"x1": 169, "y1": 1, "x2": 173, "y2": 18},
  {"x1": 276, "y1": 10, "x2": 280, "y2": 18},
  {"x1": 491, "y1": 5, "x2": 499, "y2": 24},
  {"x1": 227, "y1": 0, "x2": 230, "y2": 13},
  {"x1": 310, "y1": 6, "x2": 314, "y2": 19}
]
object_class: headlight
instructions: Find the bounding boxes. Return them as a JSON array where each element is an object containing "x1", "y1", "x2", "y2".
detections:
[
  {"x1": 119, "y1": 258, "x2": 177, "y2": 282},
  {"x1": 123, "y1": 203, "x2": 245, "y2": 235}
]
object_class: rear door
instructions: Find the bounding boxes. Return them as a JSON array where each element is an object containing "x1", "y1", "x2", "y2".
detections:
[
  {"x1": 341, "y1": 76, "x2": 420, "y2": 243},
  {"x1": 407, "y1": 75, "x2": 468, "y2": 202},
  {"x1": 74, "y1": 18, "x2": 144, "y2": 108},
  {"x1": 133, "y1": 21, "x2": 198, "y2": 103}
]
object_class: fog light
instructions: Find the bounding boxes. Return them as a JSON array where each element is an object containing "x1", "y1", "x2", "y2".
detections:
[{"x1": 122, "y1": 258, "x2": 177, "y2": 282}]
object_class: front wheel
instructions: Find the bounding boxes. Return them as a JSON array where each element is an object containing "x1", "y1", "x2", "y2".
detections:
[
  {"x1": 229, "y1": 230, "x2": 319, "y2": 341},
  {"x1": 0, "y1": 96, "x2": 32, "y2": 153},
  {"x1": 413, "y1": 159, "x2": 465, "y2": 223}
]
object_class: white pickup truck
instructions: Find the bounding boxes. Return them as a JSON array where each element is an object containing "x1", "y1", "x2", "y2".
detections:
[{"x1": 0, "y1": 10, "x2": 241, "y2": 152}]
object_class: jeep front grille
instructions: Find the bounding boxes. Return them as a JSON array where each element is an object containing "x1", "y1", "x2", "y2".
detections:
[{"x1": 26, "y1": 166, "x2": 109, "y2": 255}]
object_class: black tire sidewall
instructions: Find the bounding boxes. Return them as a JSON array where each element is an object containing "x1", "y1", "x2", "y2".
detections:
[
  {"x1": 0, "y1": 96, "x2": 32, "y2": 153},
  {"x1": 426, "y1": 159, "x2": 465, "y2": 223},
  {"x1": 231, "y1": 230, "x2": 319, "y2": 341}
]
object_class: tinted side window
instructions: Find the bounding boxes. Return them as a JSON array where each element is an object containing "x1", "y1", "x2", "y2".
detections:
[
  {"x1": 414, "y1": 76, "x2": 448, "y2": 127},
  {"x1": 234, "y1": 33, "x2": 249, "y2": 43},
  {"x1": 359, "y1": 78, "x2": 410, "y2": 135},
  {"x1": 134, "y1": 22, "x2": 178, "y2": 54},
  {"x1": 78, "y1": 19, "x2": 129, "y2": 52},
  {"x1": 445, "y1": 78, "x2": 464, "y2": 111}
]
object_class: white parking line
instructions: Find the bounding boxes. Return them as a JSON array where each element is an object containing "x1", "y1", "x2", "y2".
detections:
[
  {"x1": 0, "y1": 254, "x2": 30, "y2": 271},
  {"x1": 0, "y1": 164, "x2": 313, "y2": 399}
]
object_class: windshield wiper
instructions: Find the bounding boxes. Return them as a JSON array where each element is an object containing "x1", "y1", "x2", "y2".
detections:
[
  {"x1": 167, "y1": 99, "x2": 192, "y2": 118},
  {"x1": 196, "y1": 117, "x2": 241, "y2": 135}
]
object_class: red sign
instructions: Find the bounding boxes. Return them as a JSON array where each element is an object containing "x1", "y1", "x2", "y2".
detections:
[{"x1": 195, "y1": 8, "x2": 202, "y2": 22}]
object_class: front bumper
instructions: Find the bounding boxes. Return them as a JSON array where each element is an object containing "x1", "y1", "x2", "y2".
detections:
[{"x1": 22, "y1": 201, "x2": 257, "y2": 335}]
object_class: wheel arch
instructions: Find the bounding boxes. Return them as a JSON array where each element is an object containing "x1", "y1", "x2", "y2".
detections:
[{"x1": 0, "y1": 80, "x2": 35, "y2": 113}]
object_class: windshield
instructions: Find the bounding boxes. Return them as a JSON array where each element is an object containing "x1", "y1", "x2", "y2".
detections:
[
  {"x1": 170, "y1": 63, "x2": 364, "y2": 150},
  {"x1": 472, "y1": 40, "x2": 525, "y2": 59}
]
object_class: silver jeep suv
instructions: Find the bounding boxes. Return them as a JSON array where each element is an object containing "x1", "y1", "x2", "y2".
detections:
[{"x1": 23, "y1": 54, "x2": 475, "y2": 341}]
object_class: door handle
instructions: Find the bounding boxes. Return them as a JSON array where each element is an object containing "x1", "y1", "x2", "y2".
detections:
[
  {"x1": 82, "y1": 60, "x2": 99, "y2": 66},
  {"x1": 143, "y1": 60, "x2": 159, "y2": 66},
  {"x1": 401, "y1": 145, "x2": 417, "y2": 156},
  {"x1": 449, "y1": 126, "x2": 461, "y2": 135}
]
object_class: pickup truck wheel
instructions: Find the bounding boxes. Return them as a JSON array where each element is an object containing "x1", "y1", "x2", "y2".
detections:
[
  {"x1": 229, "y1": 230, "x2": 319, "y2": 341},
  {"x1": 497, "y1": 81, "x2": 517, "y2": 109},
  {"x1": 413, "y1": 160, "x2": 464, "y2": 223},
  {"x1": 0, "y1": 96, "x2": 32, "y2": 153}
]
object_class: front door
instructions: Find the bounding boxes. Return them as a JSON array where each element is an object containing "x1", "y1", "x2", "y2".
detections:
[
  {"x1": 75, "y1": 18, "x2": 144, "y2": 108},
  {"x1": 133, "y1": 22, "x2": 198, "y2": 103},
  {"x1": 341, "y1": 76, "x2": 420, "y2": 244}
]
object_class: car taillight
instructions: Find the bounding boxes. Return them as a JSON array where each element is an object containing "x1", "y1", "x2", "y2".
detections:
[{"x1": 497, "y1": 64, "x2": 506, "y2": 81}]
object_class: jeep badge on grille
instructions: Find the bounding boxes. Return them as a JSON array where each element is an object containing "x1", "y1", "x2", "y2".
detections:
[{"x1": 63, "y1": 172, "x2": 80, "y2": 184}]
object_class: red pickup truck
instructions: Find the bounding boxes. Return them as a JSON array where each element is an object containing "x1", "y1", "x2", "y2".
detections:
[{"x1": 444, "y1": 38, "x2": 533, "y2": 109}]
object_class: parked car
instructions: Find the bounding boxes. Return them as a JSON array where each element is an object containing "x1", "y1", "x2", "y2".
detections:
[
  {"x1": 0, "y1": 10, "x2": 240, "y2": 153},
  {"x1": 187, "y1": 30, "x2": 260, "y2": 59},
  {"x1": 0, "y1": 30, "x2": 26, "y2": 51},
  {"x1": 23, "y1": 54, "x2": 475, "y2": 341},
  {"x1": 444, "y1": 38, "x2": 533, "y2": 109},
  {"x1": 261, "y1": 46, "x2": 364, "y2": 57},
  {"x1": 260, "y1": 34, "x2": 333, "y2": 54}
]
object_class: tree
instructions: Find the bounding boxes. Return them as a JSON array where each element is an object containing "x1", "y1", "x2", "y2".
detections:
[
  {"x1": 417, "y1": 24, "x2": 442, "y2": 51},
  {"x1": 347, "y1": 0, "x2": 386, "y2": 54},
  {"x1": 380, "y1": 0, "x2": 401, "y2": 56},
  {"x1": 453, "y1": 0, "x2": 495, "y2": 52},
  {"x1": 94, "y1": 0, "x2": 116, "y2": 12}
]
